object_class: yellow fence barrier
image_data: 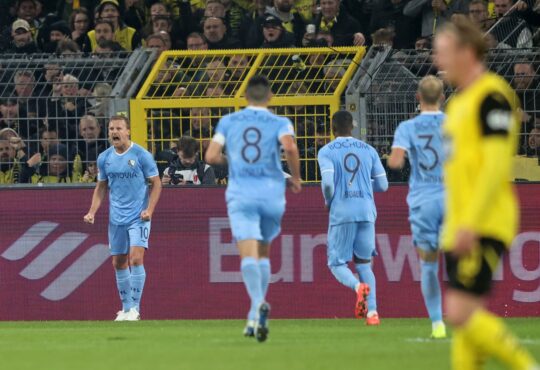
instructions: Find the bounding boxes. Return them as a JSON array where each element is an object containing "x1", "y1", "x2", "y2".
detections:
[{"x1": 130, "y1": 47, "x2": 365, "y2": 182}]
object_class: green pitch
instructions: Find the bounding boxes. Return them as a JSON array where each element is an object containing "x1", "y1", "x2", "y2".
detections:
[{"x1": 0, "y1": 318, "x2": 539, "y2": 370}]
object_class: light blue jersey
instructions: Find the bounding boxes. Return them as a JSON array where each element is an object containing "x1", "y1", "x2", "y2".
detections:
[
  {"x1": 97, "y1": 142, "x2": 159, "y2": 226},
  {"x1": 214, "y1": 106, "x2": 295, "y2": 203},
  {"x1": 317, "y1": 137, "x2": 386, "y2": 226},
  {"x1": 213, "y1": 106, "x2": 295, "y2": 243},
  {"x1": 392, "y1": 112, "x2": 445, "y2": 209}
]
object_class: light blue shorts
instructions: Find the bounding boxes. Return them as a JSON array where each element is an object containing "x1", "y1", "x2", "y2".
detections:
[
  {"x1": 327, "y1": 221, "x2": 375, "y2": 266},
  {"x1": 108, "y1": 220, "x2": 151, "y2": 256},
  {"x1": 409, "y1": 197, "x2": 444, "y2": 252},
  {"x1": 227, "y1": 198, "x2": 285, "y2": 244}
]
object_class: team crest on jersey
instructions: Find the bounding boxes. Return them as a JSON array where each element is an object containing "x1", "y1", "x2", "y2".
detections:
[{"x1": 128, "y1": 159, "x2": 135, "y2": 167}]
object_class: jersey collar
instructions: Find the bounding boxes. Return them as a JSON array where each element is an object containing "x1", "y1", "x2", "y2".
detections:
[
  {"x1": 419, "y1": 111, "x2": 443, "y2": 115},
  {"x1": 113, "y1": 141, "x2": 133, "y2": 156},
  {"x1": 246, "y1": 106, "x2": 269, "y2": 111}
]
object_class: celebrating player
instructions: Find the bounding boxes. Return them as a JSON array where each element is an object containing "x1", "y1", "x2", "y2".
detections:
[
  {"x1": 433, "y1": 17, "x2": 538, "y2": 370},
  {"x1": 83, "y1": 115, "x2": 162, "y2": 321},
  {"x1": 317, "y1": 111, "x2": 388, "y2": 325},
  {"x1": 205, "y1": 75, "x2": 302, "y2": 342},
  {"x1": 388, "y1": 75, "x2": 447, "y2": 339}
]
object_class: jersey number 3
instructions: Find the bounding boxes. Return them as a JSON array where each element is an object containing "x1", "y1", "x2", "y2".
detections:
[{"x1": 418, "y1": 134, "x2": 439, "y2": 171}]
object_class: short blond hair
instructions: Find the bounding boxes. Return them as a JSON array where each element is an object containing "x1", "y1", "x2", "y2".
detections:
[
  {"x1": 418, "y1": 75, "x2": 444, "y2": 105},
  {"x1": 437, "y1": 15, "x2": 488, "y2": 60}
]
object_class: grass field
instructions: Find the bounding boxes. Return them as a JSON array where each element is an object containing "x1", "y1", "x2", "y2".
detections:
[{"x1": 0, "y1": 318, "x2": 539, "y2": 370}]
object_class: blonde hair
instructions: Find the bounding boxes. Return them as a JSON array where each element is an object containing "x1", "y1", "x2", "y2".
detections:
[
  {"x1": 437, "y1": 15, "x2": 488, "y2": 60},
  {"x1": 418, "y1": 75, "x2": 444, "y2": 105}
]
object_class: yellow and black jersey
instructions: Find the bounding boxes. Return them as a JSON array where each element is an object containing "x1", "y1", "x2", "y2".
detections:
[{"x1": 441, "y1": 72, "x2": 521, "y2": 250}]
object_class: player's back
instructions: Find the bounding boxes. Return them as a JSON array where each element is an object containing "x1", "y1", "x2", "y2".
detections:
[
  {"x1": 318, "y1": 137, "x2": 385, "y2": 225},
  {"x1": 217, "y1": 107, "x2": 293, "y2": 200},
  {"x1": 393, "y1": 112, "x2": 445, "y2": 208}
]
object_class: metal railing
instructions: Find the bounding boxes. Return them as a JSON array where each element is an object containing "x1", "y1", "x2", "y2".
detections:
[
  {"x1": 347, "y1": 47, "x2": 540, "y2": 181},
  {"x1": 0, "y1": 49, "x2": 157, "y2": 184}
]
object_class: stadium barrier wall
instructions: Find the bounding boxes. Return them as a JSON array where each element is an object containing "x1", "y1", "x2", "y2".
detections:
[{"x1": 0, "y1": 184, "x2": 539, "y2": 321}]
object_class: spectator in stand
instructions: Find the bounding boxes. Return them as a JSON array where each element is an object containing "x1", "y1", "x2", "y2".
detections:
[
  {"x1": 0, "y1": 139, "x2": 19, "y2": 184},
  {"x1": 238, "y1": 0, "x2": 269, "y2": 46},
  {"x1": 371, "y1": 27, "x2": 395, "y2": 47},
  {"x1": 468, "y1": 0, "x2": 495, "y2": 31},
  {"x1": 13, "y1": 70, "x2": 43, "y2": 139},
  {"x1": 369, "y1": 0, "x2": 421, "y2": 49},
  {"x1": 145, "y1": 33, "x2": 169, "y2": 57},
  {"x1": 15, "y1": 0, "x2": 40, "y2": 34},
  {"x1": 186, "y1": 31, "x2": 208, "y2": 50},
  {"x1": 491, "y1": 0, "x2": 533, "y2": 48},
  {"x1": 205, "y1": 0, "x2": 226, "y2": 18},
  {"x1": 161, "y1": 136, "x2": 216, "y2": 185},
  {"x1": 78, "y1": 114, "x2": 106, "y2": 163},
  {"x1": 0, "y1": 98, "x2": 20, "y2": 132},
  {"x1": 203, "y1": 16, "x2": 241, "y2": 49},
  {"x1": 56, "y1": 39, "x2": 82, "y2": 57},
  {"x1": 7, "y1": 19, "x2": 40, "y2": 53},
  {"x1": 144, "y1": 1, "x2": 193, "y2": 47},
  {"x1": 123, "y1": 0, "x2": 146, "y2": 30},
  {"x1": 43, "y1": 20, "x2": 71, "y2": 52},
  {"x1": 260, "y1": 15, "x2": 296, "y2": 47},
  {"x1": 83, "y1": 18, "x2": 114, "y2": 52},
  {"x1": 22, "y1": 143, "x2": 79, "y2": 183},
  {"x1": 150, "y1": 15, "x2": 183, "y2": 48},
  {"x1": 221, "y1": 0, "x2": 246, "y2": 40},
  {"x1": 57, "y1": 0, "x2": 100, "y2": 23},
  {"x1": 228, "y1": 54, "x2": 250, "y2": 81},
  {"x1": 246, "y1": 0, "x2": 304, "y2": 47},
  {"x1": 310, "y1": 0, "x2": 366, "y2": 46},
  {"x1": 69, "y1": 7, "x2": 92, "y2": 50},
  {"x1": 47, "y1": 73, "x2": 88, "y2": 143},
  {"x1": 403, "y1": 0, "x2": 469, "y2": 38},
  {"x1": 205, "y1": 59, "x2": 229, "y2": 82},
  {"x1": 86, "y1": 0, "x2": 141, "y2": 51},
  {"x1": 512, "y1": 61, "x2": 540, "y2": 155}
]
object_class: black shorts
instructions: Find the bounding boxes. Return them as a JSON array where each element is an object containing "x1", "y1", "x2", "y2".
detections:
[{"x1": 445, "y1": 237, "x2": 506, "y2": 296}]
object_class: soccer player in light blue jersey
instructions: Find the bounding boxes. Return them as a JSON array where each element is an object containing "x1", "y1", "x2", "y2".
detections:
[
  {"x1": 205, "y1": 75, "x2": 302, "y2": 342},
  {"x1": 317, "y1": 111, "x2": 388, "y2": 326},
  {"x1": 388, "y1": 75, "x2": 446, "y2": 339},
  {"x1": 84, "y1": 115, "x2": 162, "y2": 322}
]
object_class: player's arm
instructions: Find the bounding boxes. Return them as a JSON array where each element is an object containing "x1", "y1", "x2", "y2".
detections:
[
  {"x1": 206, "y1": 119, "x2": 227, "y2": 166},
  {"x1": 456, "y1": 92, "x2": 515, "y2": 253},
  {"x1": 205, "y1": 140, "x2": 227, "y2": 166},
  {"x1": 388, "y1": 124, "x2": 408, "y2": 170},
  {"x1": 84, "y1": 180, "x2": 107, "y2": 224},
  {"x1": 141, "y1": 175, "x2": 162, "y2": 221},
  {"x1": 317, "y1": 150, "x2": 334, "y2": 206},
  {"x1": 387, "y1": 148, "x2": 406, "y2": 170},
  {"x1": 372, "y1": 148, "x2": 389, "y2": 192},
  {"x1": 280, "y1": 134, "x2": 301, "y2": 193}
]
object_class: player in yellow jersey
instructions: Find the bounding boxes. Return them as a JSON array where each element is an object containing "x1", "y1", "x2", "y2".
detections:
[{"x1": 433, "y1": 16, "x2": 538, "y2": 370}]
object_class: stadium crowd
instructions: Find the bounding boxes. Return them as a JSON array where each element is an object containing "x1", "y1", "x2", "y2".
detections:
[{"x1": 0, "y1": 0, "x2": 539, "y2": 184}]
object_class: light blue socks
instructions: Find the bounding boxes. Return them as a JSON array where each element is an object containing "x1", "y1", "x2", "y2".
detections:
[
  {"x1": 241, "y1": 257, "x2": 264, "y2": 321},
  {"x1": 420, "y1": 261, "x2": 442, "y2": 323}
]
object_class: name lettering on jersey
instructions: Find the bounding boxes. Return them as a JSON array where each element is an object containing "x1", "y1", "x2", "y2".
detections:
[
  {"x1": 328, "y1": 141, "x2": 370, "y2": 150},
  {"x1": 419, "y1": 175, "x2": 443, "y2": 184},
  {"x1": 344, "y1": 190, "x2": 364, "y2": 198},
  {"x1": 486, "y1": 110, "x2": 512, "y2": 131},
  {"x1": 109, "y1": 172, "x2": 138, "y2": 179}
]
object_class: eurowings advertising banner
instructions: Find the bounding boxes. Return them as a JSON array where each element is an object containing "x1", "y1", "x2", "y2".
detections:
[{"x1": 0, "y1": 185, "x2": 538, "y2": 320}]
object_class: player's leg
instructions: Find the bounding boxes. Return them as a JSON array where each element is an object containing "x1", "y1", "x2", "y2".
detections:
[
  {"x1": 327, "y1": 223, "x2": 361, "y2": 291},
  {"x1": 254, "y1": 200, "x2": 285, "y2": 342},
  {"x1": 327, "y1": 223, "x2": 369, "y2": 318},
  {"x1": 109, "y1": 223, "x2": 131, "y2": 321},
  {"x1": 445, "y1": 239, "x2": 538, "y2": 370},
  {"x1": 126, "y1": 220, "x2": 151, "y2": 320},
  {"x1": 353, "y1": 221, "x2": 378, "y2": 325},
  {"x1": 410, "y1": 200, "x2": 445, "y2": 337},
  {"x1": 228, "y1": 200, "x2": 264, "y2": 336},
  {"x1": 258, "y1": 242, "x2": 271, "y2": 299}
]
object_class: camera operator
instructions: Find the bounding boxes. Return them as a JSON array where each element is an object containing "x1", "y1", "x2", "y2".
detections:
[{"x1": 162, "y1": 136, "x2": 216, "y2": 185}]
